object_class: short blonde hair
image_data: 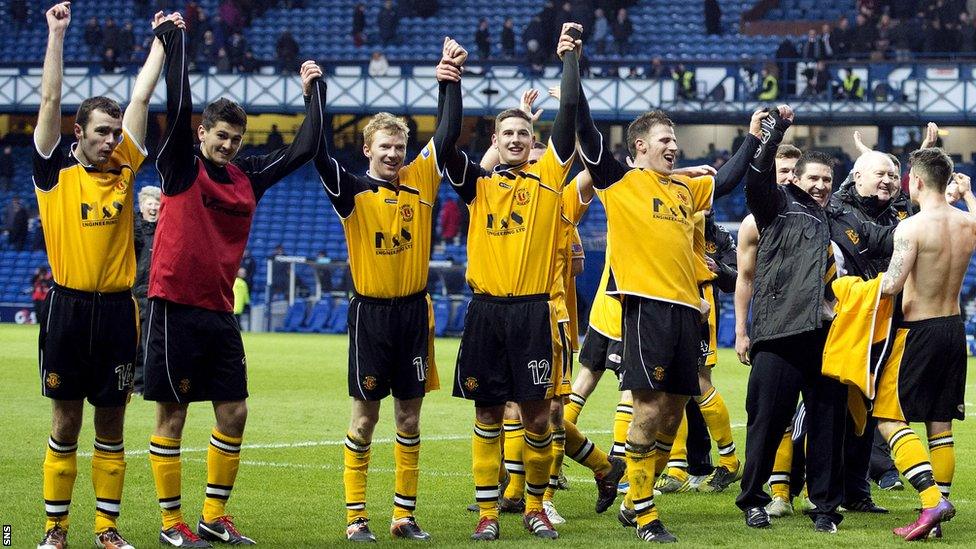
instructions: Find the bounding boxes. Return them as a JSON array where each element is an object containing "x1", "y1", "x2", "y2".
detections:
[
  {"x1": 138, "y1": 185, "x2": 161, "y2": 208},
  {"x1": 363, "y1": 112, "x2": 409, "y2": 147}
]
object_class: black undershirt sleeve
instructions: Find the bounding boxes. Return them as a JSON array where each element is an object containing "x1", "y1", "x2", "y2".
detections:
[
  {"x1": 153, "y1": 20, "x2": 198, "y2": 196},
  {"x1": 714, "y1": 134, "x2": 759, "y2": 199},
  {"x1": 745, "y1": 112, "x2": 791, "y2": 229},
  {"x1": 549, "y1": 48, "x2": 579, "y2": 163},
  {"x1": 576, "y1": 82, "x2": 627, "y2": 190},
  {"x1": 312, "y1": 79, "x2": 367, "y2": 219},
  {"x1": 236, "y1": 79, "x2": 326, "y2": 201}
]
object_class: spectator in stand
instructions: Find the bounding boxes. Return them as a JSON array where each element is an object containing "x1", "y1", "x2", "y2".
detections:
[
  {"x1": 673, "y1": 63, "x2": 696, "y2": 99},
  {"x1": 117, "y1": 21, "x2": 136, "y2": 63},
  {"x1": 31, "y1": 266, "x2": 53, "y2": 324},
  {"x1": 266, "y1": 124, "x2": 284, "y2": 150},
  {"x1": 187, "y1": 7, "x2": 211, "y2": 63},
  {"x1": 801, "y1": 60, "x2": 830, "y2": 97},
  {"x1": 3, "y1": 196, "x2": 28, "y2": 250},
  {"x1": 852, "y1": 13, "x2": 877, "y2": 53},
  {"x1": 774, "y1": 36, "x2": 799, "y2": 95},
  {"x1": 555, "y1": 2, "x2": 574, "y2": 40},
  {"x1": 377, "y1": 0, "x2": 399, "y2": 46},
  {"x1": 705, "y1": 0, "x2": 722, "y2": 35},
  {"x1": 199, "y1": 29, "x2": 220, "y2": 67},
  {"x1": 730, "y1": 128, "x2": 746, "y2": 154},
  {"x1": 801, "y1": 29, "x2": 826, "y2": 60},
  {"x1": 501, "y1": 18, "x2": 516, "y2": 58},
  {"x1": 219, "y1": 0, "x2": 245, "y2": 33},
  {"x1": 101, "y1": 47, "x2": 120, "y2": 74},
  {"x1": 475, "y1": 18, "x2": 491, "y2": 59},
  {"x1": 819, "y1": 23, "x2": 835, "y2": 58},
  {"x1": 438, "y1": 197, "x2": 461, "y2": 245},
  {"x1": 592, "y1": 8, "x2": 609, "y2": 54},
  {"x1": 959, "y1": 12, "x2": 975, "y2": 53},
  {"x1": 10, "y1": 0, "x2": 27, "y2": 30},
  {"x1": 874, "y1": 13, "x2": 893, "y2": 58},
  {"x1": 215, "y1": 47, "x2": 232, "y2": 73},
  {"x1": 522, "y1": 14, "x2": 546, "y2": 57},
  {"x1": 233, "y1": 268, "x2": 250, "y2": 328},
  {"x1": 832, "y1": 16, "x2": 852, "y2": 57},
  {"x1": 612, "y1": 7, "x2": 634, "y2": 55},
  {"x1": 276, "y1": 30, "x2": 300, "y2": 73},
  {"x1": 838, "y1": 66, "x2": 865, "y2": 100},
  {"x1": 30, "y1": 213, "x2": 45, "y2": 252},
  {"x1": 648, "y1": 56, "x2": 667, "y2": 78},
  {"x1": 352, "y1": 3, "x2": 367, "y2": 47},
  {"x1": 368, "y1": 50, "x2": 390, "y2": 76},
  {"x1": 235, "y1": 0, "x2": 256, "y2": 26},
  {"x1": 239, "y1": 50, "x2": 259, "y2": 73},
  {"x1": 523, "y1": 39, "x2": 546, "y2": 77},
  {"x1": 84, "y1": 17, "x2": 102, "y2": 57},
  {"x1": 227, "y1": 31, "x2": 248, "y2": 67},
  {"x1": 411, "y1": 0, "x2": 439, "y2": 18},
  {"x1": 757, "y1": 63, "x2": 779, "y2": 100},
  {"x1": 185, "y1": 1, "x2": 201, "y2": 28},
  {"x1": 102, "y1": 18, "x2": 121, "y2": 55},
  {"x1": 0, "y1": 145, "x2": 13, "y2": 191},
  {"x1": 241, "y1": 248, "x2": 256, "y2": 290}
]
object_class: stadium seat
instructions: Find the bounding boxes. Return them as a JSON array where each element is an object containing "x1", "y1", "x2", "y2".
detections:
[
  {"x1": 327, "y1": 299, "x2": 350, "y2": 333},
  {"x1": 279, "y1": 301, "x2": 308, "y2": 332},
  {"x1": 433, "y1": 298, "x2": 450, "y2": 336},
  {"x1": 298, "y1": 299, "x2": 333, "y2": 333},
  {"x1": 448, "y1": 298, "x2": 468, "y2": 334}
]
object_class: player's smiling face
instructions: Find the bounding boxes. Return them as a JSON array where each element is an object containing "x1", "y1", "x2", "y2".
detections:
[
  {"x1": 364, "y1": 130, "x2": 406, "y2": 182},
  {"x1": 198, "y1": 121, "x2": 244, "y2": 166},
  {"x1": 75, "y1": 109, "x2": 123, "y2": 167},
  {"x1": 797, "y1": 161, "x2": 833, "y2": 207},
  {"x1": 493, "y1": 117, "x2": 534, "y2": 166},
  {"x1": 636, "y1": 123, "x2": 678, "y2": 175}
]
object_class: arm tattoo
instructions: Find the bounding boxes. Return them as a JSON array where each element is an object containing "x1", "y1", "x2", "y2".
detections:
[{"x1": 882, "y1": 234, "x2": 910, "y2": 294}]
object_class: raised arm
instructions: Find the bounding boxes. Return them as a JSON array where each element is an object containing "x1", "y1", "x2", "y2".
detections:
[
  {"x1": 123, "y1": 11, "x2": 181, "y2": 150},
  {"x1": 153, "y1": 18, "x2": 197, "y2": 195},
  {"x1": 35, "y1": 2, "x2": 72, "y2": 157},
  {"x1": 237, "y1": 61, "x2": 326, "y2": 198},
  {"x1": 575, "y1": 81, "x2": 627, "y2": 189},
  {"x1": 880, "y1": 222, "x2": 917, "y2": 295},
  {"x1": 713, "y1": 109, "x2": 764, "y2": 199},
  {"x1": 432, "y1": 38, "x2": 465, "y2": 174},
  {"x1": 550, "y1": 23, "x2": 582, "y2": 163},
  {"x1": 313, "y1": 79, "x2": 365, "y2": 219},
  {"x1": 745, "y1": 106, "x2": 793, "y2": 228}
]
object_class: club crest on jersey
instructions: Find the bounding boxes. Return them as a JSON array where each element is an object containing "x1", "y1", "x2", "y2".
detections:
[
  {"x1": 46, "y1": 372, "x2": 61, "y2": 389},
  {"x1": 363, "y1": 376, "x2": 378, "y2": 391},
  {"x1": 400, "y1": 204, "x2": 414, "y2": 222},
  {"x1": 896, "y1": 210, "x2": 909, "y2": 220},
  {"x1": 675, "y1": 190, "x2": 690, "y2": 205},
  {"x1": 179, "y1": 378, "x2": 191, "y2": 394},
  {"x1": 114, "y1": 179, "x2": 128, "y2": 194},
  {"x1": 652, "y1": 366, "x2": 666, "y2": 382},
  {"x1": 845, "y1": 229, "x2": 860, "y2": 245},
  {"x1": 705, "y1": 241, "x2": 717, "y2": 254},
  {"x1": 464, "y1": 377, "x2": 478, "y2": 391},
  {"x1": 515, "y1": 187, "x2": 531, "y2": 206}
]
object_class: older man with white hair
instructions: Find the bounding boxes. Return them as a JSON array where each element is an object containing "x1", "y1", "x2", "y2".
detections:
[{"x1": 133, "y1": 185, "x2": 161, "y2": 394}]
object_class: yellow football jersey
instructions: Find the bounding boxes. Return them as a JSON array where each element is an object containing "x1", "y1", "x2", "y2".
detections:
[
  {"x1": 595, "y1": 171, "x2": 714, "y2": 309},
  {"x1": 463, "y1": 144, "x2": 573, "y2": 296},
  {"x1": 336, "y1": 139, "x2": 441, "y2": 298},
  {"x1": 693, "y1": 211, "x2": 718, "y2": 284},
  {"x1": 33, "y1": 130, "x2": 146, "y2": 292},
  {"x1": 551, "y1": 177, "x2": 591, "y2": 323},
  {"x1": 587, "y1": 250, "x2": 622, "y2": 340}
]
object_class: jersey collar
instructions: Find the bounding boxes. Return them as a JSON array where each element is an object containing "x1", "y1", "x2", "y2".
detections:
[{"x1": 365, "y1": 170, "x2": 399, "y2": 192}]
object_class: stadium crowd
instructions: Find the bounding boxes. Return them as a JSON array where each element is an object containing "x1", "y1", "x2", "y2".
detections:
[{"x1": 17, "y1": 2, "x2": 973, "y2": 548}]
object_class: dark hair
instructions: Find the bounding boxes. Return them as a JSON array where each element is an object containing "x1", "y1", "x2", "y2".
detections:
[
  {"x1": 202, "y1": 98, "x2": 248, "y2": 131},
  {"x1": 909, "y1": 147, "x2": 953, "y2": 192},
  {"x1": 494, "y1": 108, "x2": 532, "y2": 131},
  {"x1": 794, "y1": 151, "x2": 834, "y2": 178},
  {"x1": 75, "y1": 96, "x2": 122, "y2": 130},
  {"x1": 775, "y1": 144, "x2": 802, "y2": 159},
  {"x1": 626, "y1": 110, "x2": 674, "y2": 157}
]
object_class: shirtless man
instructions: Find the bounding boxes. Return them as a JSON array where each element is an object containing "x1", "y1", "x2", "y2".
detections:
[{"x1": 874, "y1": 148, "x2": 974, "y2": 541}]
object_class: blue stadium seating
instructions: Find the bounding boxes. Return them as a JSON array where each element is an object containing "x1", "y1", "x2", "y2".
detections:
[
  {"x1": 327, "y1": 298, "x2": 350, "y2": 333},
  {"x1": 279, "y1": 300, "x2": 308, "y2": 332},
  {"x1": 297, "y1": 299, "x2": 333, "y2": 333}
]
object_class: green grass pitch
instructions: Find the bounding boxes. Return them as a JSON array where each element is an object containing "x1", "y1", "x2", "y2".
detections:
[{"x1": 0, "y1": 323, "x2": 973, "y2": 547}]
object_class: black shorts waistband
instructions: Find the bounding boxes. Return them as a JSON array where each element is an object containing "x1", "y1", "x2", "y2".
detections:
[
  {"x1": 472, "y1": 293, "x2": 549, "y2": 304},
  {"x1": 899, "y1": 315, "x2": 964, "y2": 329},
  {"x1": 52, "y1": 283, "x2": 133, "y2": 301},
  {"x1": 353, "y1": 290, "x2": 428, "y2": 305}
]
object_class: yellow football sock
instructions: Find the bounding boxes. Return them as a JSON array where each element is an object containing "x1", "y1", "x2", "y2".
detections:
[
  {"x1": 522, "y1": 428, "x2": 553, "y2": 513},
  {"x1": 565, "y1": 392, "x2": 586, "y2": 425},
  {"x1": 393, "y1": 431, "x2": 420, "y2": 520},
  {"x1": 887, "y1": 426, "x2": 941, "y2": 509},
  {"x1": 544, "y1": 428, "x2": 566, "y2": 501},
  {"x1": 611, "y1": 400, "x2": 633, "y2": 458},
  {"x1": 625, "y1": 441, "x2": 659, "y2": 528},
  {"x1": 149, "y1": 435, "x2": 183, "y2": 529},
  {"x1": 697, "y1": 387, "x2": 738, "y2": 471},
  {"x1": 43, "y1": 436, "x2": 78, "y2": 531},
  {"x1": 665, "y1": 414, "x2": 689, "y2": 481},
  {"x1": 654, "y1": 431, "x2": 676, "y2": 478},
  {"x1": 92, "y1": 437, "x2": 125, "y2": 533},
  {"x1": 343, "y1": 433, "x2": 371, "y2": 523},
  {"x1": 202, "y1": 429, "x2": 242, "y2": 522},
  {"x1": 928, "y1": 430, "x2": 954, "y2": 498},
  {"x1": 565, "y1": 421, "x2": 611, "y2": 475},
  {"x1": 502, "y1": 419, "x2": 525, "y2": 501},
  {"x1": 770, "y1": 431, "x2": 793, "y2": 500},
  {"x1": 473, "y1": 421, "x2": 502, "y2": 520}
]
